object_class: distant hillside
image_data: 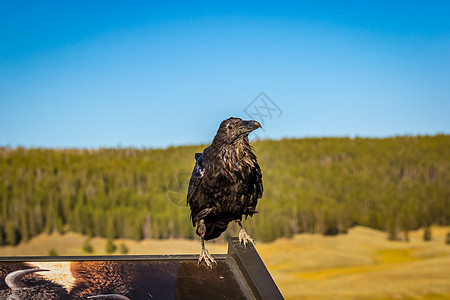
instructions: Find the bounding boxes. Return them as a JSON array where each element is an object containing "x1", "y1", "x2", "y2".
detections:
[
  {"x1": 1, "y1": 135, "x2": 449, "y2": 245},
  {"x1": 1, "y1": 226, "x2": 449, "y2": 300}
]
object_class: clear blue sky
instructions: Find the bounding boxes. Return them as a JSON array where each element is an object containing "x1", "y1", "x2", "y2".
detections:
[{"x1": 1, "y1": 1, "x2": 449, "y2": 148}]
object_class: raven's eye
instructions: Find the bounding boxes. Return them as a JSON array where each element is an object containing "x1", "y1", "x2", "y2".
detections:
[{"x1": 228, "y1": 125, "x2": 233, "y2": 130}]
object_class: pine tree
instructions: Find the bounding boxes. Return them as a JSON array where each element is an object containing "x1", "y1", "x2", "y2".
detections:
[
  {"x1": 119, "y1": 243, "x2": 128, "y2": 254},
  {"x1": 423, "y1": 226, "x2": 432, "y2": 241},
  {"x1": 48, "y1": 248, "x2": 59, "y2": 256},
  {"x1": 82, "y1": 237, "x2": 93, "y2": 253},
  {"x1": 106, "y1": 238, "x2": 116, "y2": 253}
]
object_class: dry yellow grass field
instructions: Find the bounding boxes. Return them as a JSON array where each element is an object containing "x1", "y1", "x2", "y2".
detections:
[
  {"x1": 256, "y1": 226, "x2": 450, "y2": 300},
  {"x1": 1, "y1": 226, "x2": 449, "y2": 300}
]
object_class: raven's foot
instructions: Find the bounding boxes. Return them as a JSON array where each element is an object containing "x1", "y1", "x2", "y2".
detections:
[
  {"x1": 198, "y1": 247, "x2": 216, "y2": 269},
  {"x1": 239, "y1": 228, "x2": 254, "y2": 247}
]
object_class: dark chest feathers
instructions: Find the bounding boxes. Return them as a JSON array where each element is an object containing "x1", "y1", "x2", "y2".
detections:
[{"x1": 189, "y1": 140, "x2": 263, "y2": 217}]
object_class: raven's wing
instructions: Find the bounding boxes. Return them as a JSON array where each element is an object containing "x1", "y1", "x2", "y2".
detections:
[
  {"x1": 187, "y1": 153, "x2": 204, "y2": 223},
  {"x1": 255, "y1": 161, "x2": 263, "y2": 198},
  {"x1": 242, "y1": 160, "x2": 263, "y2": 216}
]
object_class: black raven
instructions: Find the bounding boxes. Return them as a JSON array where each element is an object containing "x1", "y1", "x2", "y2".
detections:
[{"x1": 187, "y1": 117, "x2": 263, "y2": 268}]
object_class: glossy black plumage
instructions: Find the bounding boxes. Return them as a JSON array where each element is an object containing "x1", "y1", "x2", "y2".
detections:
[{"x1": 187, "y1": 117, "x2": 263, "y2": 241}]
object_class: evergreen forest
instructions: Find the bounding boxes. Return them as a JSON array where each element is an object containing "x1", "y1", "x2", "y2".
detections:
[{"x1": 0, "y1": 135, "x2": 449, "y2": 246}]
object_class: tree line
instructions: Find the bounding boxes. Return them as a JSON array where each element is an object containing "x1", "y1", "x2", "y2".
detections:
[{"x1": 0, "y1": 135, "x2": 449, "y2": 246}]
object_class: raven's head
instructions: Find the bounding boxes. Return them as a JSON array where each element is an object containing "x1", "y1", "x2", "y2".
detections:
[{"x1": 213, "y1": 117, "x2": 262, "y2": 144}]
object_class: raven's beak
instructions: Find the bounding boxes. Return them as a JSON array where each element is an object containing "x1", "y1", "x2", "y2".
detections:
[{"x1": 241, "y1": 120, "x2": 262, "y2": 133}]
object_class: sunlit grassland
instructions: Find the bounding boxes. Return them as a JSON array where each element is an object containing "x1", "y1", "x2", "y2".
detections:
[
  {"x1": 0, "y1": 226, "x2": 449, "y2": 299},
  {"x1": 256, "y1": 226, "x2": 450, "y2": 300}
]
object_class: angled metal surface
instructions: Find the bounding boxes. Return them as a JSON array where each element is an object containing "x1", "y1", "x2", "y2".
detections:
[
  {"x1": 0, "y1": 239, "x2": 283, "y2": 299},
  {"x1": 227, "y1": 238, "x2": 284, "y2": 300}
]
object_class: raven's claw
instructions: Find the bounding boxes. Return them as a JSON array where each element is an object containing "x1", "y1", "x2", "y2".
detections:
[
  {"x1": 198, "y1": 248, "x2": 216, "y2": 268},
  {"x1": 239, "y1": 228, "x2": 254, "y2": 247}
]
